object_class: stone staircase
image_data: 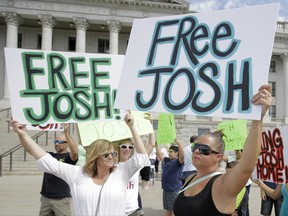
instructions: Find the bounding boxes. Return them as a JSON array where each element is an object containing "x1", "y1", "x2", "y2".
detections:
[{"x1": 0, "y1": 101, "x2": 79, "y2": 176}]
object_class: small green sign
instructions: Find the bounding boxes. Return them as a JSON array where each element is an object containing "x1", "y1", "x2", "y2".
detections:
[{"x1": 157, "y1": 113, "x2": 176, "y2": 145}]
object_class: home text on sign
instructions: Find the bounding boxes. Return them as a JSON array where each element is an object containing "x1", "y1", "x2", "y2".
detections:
[{"x1": 256, "y1": 128, "x2": 288, "y2": 183}]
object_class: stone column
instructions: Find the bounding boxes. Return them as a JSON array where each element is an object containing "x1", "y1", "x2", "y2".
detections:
[
  {"x1": 281, "y1": 53, "x2": 288, "y2": 123},
  {"x1": 38, "y1": 14, "x2": 56, "y2": 51},
  {"x1": 73, "y1": 17, "x2": 89, "y2": 53},
  {"x1": 2, "y1": 11, "x2": 22, "y2": 98},
  {"x1": 107, "y1": 20, "x2": 121, "y2": 54}
]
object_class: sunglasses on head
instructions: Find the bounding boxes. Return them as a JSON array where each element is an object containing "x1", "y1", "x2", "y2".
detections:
[
  {"x1": 102, "y1": 151, "x2": 118, "y2": 159},
  {"x1": 54, "y1": 140, "x2": 67, "y2": 144},
  {"x1": 119, "y1": 144, "x2": 134, "y2": 150},
  {"x1": 191, "y1": 143, "x2": 219, "y2": 156}
]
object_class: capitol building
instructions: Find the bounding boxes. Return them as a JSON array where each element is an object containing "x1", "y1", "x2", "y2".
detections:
[{"x1": 0, "y1": 0, "x2": 288, "y2": 142}]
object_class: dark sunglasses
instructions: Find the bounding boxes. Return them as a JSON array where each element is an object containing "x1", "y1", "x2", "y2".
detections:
[
  {"x1": 102, "y1": 151, "x2": 118, "y2": 159},
  {"x1": 54, "y1": 140, "x2": 67, "y2": 144},
  {"x1": 120, "y1": 144, "x2": 134, "y2": 150},
  {"x1": 191, "y1": 143, "x2": 219, "y2": 156}
]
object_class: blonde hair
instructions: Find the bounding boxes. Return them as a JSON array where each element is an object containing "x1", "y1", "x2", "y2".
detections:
[
  {"x1": 203, "y1": 130, "x2": 226, "y2": 155},
  {"x1": 83, "y1": 139, "x2": 117, "y2": 177},
  {"x1": 198, "y1": 130, "x2": 226, "y2": 166}
]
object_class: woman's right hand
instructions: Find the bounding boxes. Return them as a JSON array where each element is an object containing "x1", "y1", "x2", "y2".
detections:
[
  {"x1": 251, "y1": 178, "x2": 263, "y2": 186},
  {"x1": 10, "y1": 119, "x2": 27, "y2": 136}
]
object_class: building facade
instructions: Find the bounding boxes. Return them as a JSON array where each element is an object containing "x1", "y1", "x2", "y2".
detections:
[{"x1": 0, "y1": 0, "x2": 288, "y2": 143}]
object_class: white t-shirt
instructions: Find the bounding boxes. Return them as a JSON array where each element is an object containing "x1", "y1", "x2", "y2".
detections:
[
  {"x1": 161, "y1": 148, "x2": 169, "y2": 158},
  {"x1": 125, "y1": 170, "x2": 140, "y2": 215},
  {"x1": 182, "y1": 144, "x2": 197, "y2": 172},
  {"x1": 123, "y1": 156, "x2": 150, "y2": 215},
  {"x1": 149, "y1": 148, "x2": 156, "y2": 160},
  {"x1": 37, "y1": 153, "x2": 149, "y2": 216}
]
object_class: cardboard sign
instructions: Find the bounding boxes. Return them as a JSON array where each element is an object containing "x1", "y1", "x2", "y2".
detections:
[
  {"x1": 217, "y1": 119, "x2": 247, "y2": 150},
  {"x1": 114, "y1": 4, "x2": 279, "y2": 120},
  {"x1": 252, "y1": 126, "x2": 288, "y2": 184},
  {"x1": 4, "y1": 48, "x2": 125, "y2": 126},
  {"x1": 77, "y1": 111, "x2": 153, "y2": 146},
  {"x1": 156, "y1": 113, "x2": 176, "y2": 145}
]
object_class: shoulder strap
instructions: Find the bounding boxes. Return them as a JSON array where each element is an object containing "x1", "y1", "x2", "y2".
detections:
[
  {"x1": 178, "y1": 172, "x2": 221, "y2": 194},
  {"x1": 183, "y1": 174, "x2": 196, "y2": 188}
]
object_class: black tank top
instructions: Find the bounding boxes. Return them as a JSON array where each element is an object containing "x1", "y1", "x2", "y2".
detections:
[{"x1": 173, "y1": 175, "x2": 231, "y2": 216}]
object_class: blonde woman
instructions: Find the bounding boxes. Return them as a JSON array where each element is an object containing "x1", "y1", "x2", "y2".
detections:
[
  {"x1": 11, "y1": 112, "x2": 149, "y2": 216},
  {"x1": 173, "y1": 84, "x2": 272, "y2": 216}
]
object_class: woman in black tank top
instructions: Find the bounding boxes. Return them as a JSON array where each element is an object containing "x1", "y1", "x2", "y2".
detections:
[{"x1": 173, "y1": 84, "x2": 272, "y2": 216}]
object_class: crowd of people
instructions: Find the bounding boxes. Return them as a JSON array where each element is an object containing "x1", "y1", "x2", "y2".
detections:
[{"x1": 10, "y1": 83, "x2": 288, "y2": 216}]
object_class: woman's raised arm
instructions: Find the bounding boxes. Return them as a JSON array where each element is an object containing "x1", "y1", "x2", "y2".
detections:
[{"x1": 11, "y1": 119, "x2": 46, "y2": 160}]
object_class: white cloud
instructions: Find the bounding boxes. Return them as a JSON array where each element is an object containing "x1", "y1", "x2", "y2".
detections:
[{"x1": 187, "y1": 0, "x2": 288, "y2": 21}]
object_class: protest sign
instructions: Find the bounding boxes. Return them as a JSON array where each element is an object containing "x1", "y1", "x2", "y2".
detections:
[
  {"x1": 4, "y1": 48, "x2": 125, "y2": 126},
  {"x1": 252, "y1": 126, "x2": 288, "y2": 184},
  {"x1": 114, "y1": 4, "x2": 279, "y2": 120},
  {"x1": 217, "y1": 119, "x2": 247, "y2": 150},
  {"x1": 77, "y1": 111, "x2": 153, "y2": 146},
  {"x1": 156, "y1": 113, "x2": 176, "y2": 145}
]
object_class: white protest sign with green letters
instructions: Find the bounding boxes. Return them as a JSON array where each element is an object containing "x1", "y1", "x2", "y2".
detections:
[
  {"x1": 114, "y1": 4, "x2": 279, "y2": 120},
  {"x1": 4, "y1": 48, "x2": 125, "y2": 127}
]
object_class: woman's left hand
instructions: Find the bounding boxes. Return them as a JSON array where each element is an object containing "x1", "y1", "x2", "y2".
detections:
[
  {"x1": 251, "y1": 84, "x2": 273, "y2": 118},
  {"x1": 124, "y1": 111, "x2": 134, "y2": 127}
]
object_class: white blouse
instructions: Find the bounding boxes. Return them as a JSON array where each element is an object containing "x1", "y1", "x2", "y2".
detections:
[{"x1": 37, "y1": 152, "x2": 149, "y2": 216}]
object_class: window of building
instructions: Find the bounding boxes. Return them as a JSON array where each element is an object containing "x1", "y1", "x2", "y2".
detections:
[
  {"x1": 17, "y1": 33, "x2": 22, "y2": 48},
  {"x1": 98, "y1": 39, "x2": 109, "y2": 53},
  {"x1": 198, "y1": 128, "x2": 210, "y2": 136},
  {"x1": 269, "y1": 105, "x2": 276, "y2": 118},
  {"x1": 269, "y1": 81, "x2": 276, "y2": 97},
  {"x1": 269, "y1": 61, "x2": 276, "y2": 73},
  {"x1": 37, "y1": 35, "x2": 42, "y2": 49},
  {"x1": 68, "y1": 37, "x2": 76, "y2": 51}
]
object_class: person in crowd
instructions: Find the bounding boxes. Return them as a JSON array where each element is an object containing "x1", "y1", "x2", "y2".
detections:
[
  {"x1": 10, "y1": 112, "x2": 149, "y2": 216},
  {"x1": 155, "y1": 139, "x2": 184, "y2": 216},
  {"x1": 225, "y1": 160, "x2": 249, "y2": 216},
  {"x1": 252, "y1": 180, "x2": 287, "y2": 216},
  {"x1": 235, "y1": 150, "x2": 252, "y2": 216},
  {"x1": 155, "y1": 155, "x2": 160, "y2": 178},
  {"x1": 181, "y1": 135, "x2": 198, "y2": 183},
  {"x1": 39, "y1": 123, "x2": 78, "y2": 216},
  {"x1": 114, "y1": 113, "x2": 155, "y2": 216},
  {"x1": 173, "y1": 84, "x2": 272, "y2": 216},
  {"x1": 140, "y1": 134, "x2": 156, "y2": 190},
  {"x1": 140, "y1": 164, "x2": 150, "y2": 190},
  {"x1": 161, "y1": 146, "x2": 169, "y2": 158},
  {"x1": 259, "y1": 181, "x2": 283, "y2": 216},
  {"x1": 149, "y1": 147, "x2": 157, "y2": 181}
]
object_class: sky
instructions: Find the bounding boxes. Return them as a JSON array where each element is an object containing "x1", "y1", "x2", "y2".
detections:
[{"x1": 187, "y1": 0, "x2": 288, "y2": 21}]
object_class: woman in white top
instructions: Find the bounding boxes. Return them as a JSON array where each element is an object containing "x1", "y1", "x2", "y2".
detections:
[
  {"x1": 11, "y1": 112, "x2": 149, "y2": 216},
  {"x1": 115, "y1": 113, "x2": 155, "y2": 216}
]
